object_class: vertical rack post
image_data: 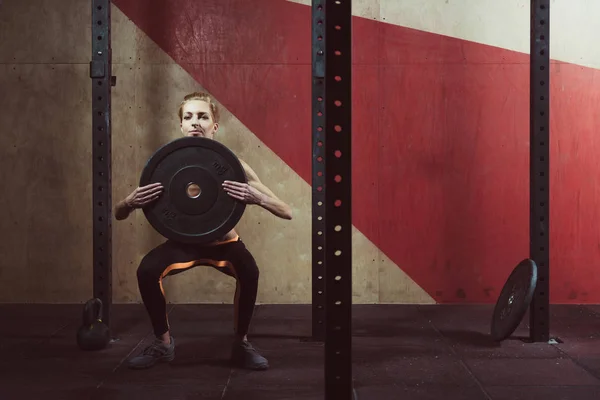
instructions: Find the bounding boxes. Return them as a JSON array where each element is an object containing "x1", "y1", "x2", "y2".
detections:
[
  {"x1": 323, "y1": 0, "x2": 353, "y2": 398},
  {"x1": 529, "y1": 0, "x2": 550, "y2": 342},
  {"x1": 312, "y1": 0, "x2": 327, "y2": 342},
  {"x1": 90, "y1": 0, "x2": 113, "y2": 328}
]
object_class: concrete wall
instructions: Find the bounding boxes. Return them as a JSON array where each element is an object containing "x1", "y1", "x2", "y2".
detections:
[{"x1": 0, "y1": 0, "x2": 598, "y2": 305}]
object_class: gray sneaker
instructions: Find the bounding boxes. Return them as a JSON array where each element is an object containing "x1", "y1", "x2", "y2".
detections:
[
  {"x1": 231, "y1": 340, "x2": 269, "y2": 371},
  {"x1": 127, "y1": 337, "x2": 175, "y2": 369}
]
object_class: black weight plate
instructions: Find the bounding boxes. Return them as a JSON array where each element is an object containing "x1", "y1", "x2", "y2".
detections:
[
  {"x1": 491, "y1": 258, "x2": 538, "y2": 341},
  {"x1": 139, "y1": 137, "x2": 246, "y2": 244}
]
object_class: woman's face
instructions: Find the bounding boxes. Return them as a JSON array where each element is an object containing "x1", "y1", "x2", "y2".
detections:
[{"x1": 180, "y1": 100, "x2": 218, "y2": 139}]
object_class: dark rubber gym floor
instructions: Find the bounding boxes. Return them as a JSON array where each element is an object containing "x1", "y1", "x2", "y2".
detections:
[{"x1": 1, "y1": 303, "x2": 599, "y2": 399}]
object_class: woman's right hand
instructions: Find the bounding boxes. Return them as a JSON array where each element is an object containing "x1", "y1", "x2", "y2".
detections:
[{"x1": 125, "y1": 183, "x2": 164, "y2": 209}]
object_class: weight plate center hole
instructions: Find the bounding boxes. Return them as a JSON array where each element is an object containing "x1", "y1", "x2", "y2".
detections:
[{"x1": 186, "y1": 182, "x2": 202, "y2": 198}]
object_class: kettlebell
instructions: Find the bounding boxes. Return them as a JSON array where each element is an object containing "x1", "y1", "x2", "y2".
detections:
[{"x1": 76, "y1": 298, "x2": 110, "y2": 351}]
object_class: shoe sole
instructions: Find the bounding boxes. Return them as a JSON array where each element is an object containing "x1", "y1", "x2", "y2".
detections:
[
  {"x1": 231, "y1": 359, "x2": 269, "y2": 371},
  {"x1": 128, "y1": 354, "x2": 175, "y2": 370},
  {"x1": 251, "y1": 363, "x2": 269, "y2": 371}
]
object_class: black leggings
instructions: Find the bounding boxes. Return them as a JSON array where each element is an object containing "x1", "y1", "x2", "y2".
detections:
[{"x1": 136, "y1": 236, "x2": 259, "y2": 337}]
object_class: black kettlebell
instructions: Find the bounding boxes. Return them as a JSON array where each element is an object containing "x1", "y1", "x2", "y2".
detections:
[{"x1": 76, "y1": 298, "x2": 110, "y2": 351}]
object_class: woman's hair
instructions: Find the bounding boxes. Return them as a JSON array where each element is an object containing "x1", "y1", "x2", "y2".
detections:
[{"x1": 177, "y1": 91, "x2": 220, "y2": 123}]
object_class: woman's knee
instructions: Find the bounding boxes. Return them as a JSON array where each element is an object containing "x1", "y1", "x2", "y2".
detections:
[
  {"x1": 234, "y1": 258, "x2": 259, "y2": 285},
  {"x1": 136, "y1": 242, "x2": 173, "y2": 282},
  {"x1": 232, "y1": 245, "x2": 260, "y2": 283},
  {"x1": 246, "y1": 260, "x2": 260, "y2": 283}
]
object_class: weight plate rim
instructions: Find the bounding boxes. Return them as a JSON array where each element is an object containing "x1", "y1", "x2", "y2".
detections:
[
  {"x1": 140, "y1": 137, "x2": 247, "y2": 185},
  {"x1": 139, "y1": 137, "x2": 247, "y2": 244},
  {"x1": 490, "y1": 258, "x2": 538, "y2": 341}
]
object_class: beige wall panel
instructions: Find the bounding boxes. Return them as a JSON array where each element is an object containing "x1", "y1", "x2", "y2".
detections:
[
  {"x1": 112, "y1": 5, "x2": 140, "y2": 65},
  {"x1": 111, "y1": 64, "x2": 142, "y2": 302},
  {"x1": 550, "y1": 1, "x2": 600, "y2": 69},
  {"x1": 0, "y1": 64, "x2": 94, "y2": 303},
  {"x1": 379, "y1": 257, "x2": 435, "y2": 304},
  {"x1": 0, "y1": 0, "x2": 153, "y2": 65},
  {"x1": 0, "y1": 65, "x2": 35, "y2": 302},
  {"x1": 0, "y1": 0, "x2": 90, "y2": 63},
  {"x1": 352, "y1": 0, "x2": 380, "y2": 21},
  {"x1": 287, "y1": 0, "x2": 380, "y2": 20},
  {"x1": 351, "y1": 227, "x2": 380, "y2": 303}
]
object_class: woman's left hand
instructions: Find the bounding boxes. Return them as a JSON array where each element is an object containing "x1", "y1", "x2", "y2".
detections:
[{"x1": 222, "y1": 180, "x2": 265, "y2": 205}]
